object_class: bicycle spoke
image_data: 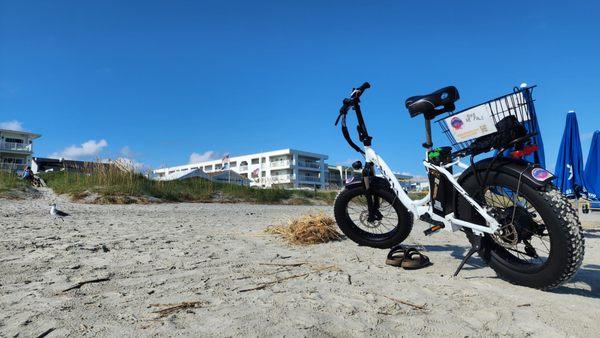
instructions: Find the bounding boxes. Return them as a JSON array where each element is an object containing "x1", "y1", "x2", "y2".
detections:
[
  {"x1": 346, "y1": 192, "x2": 398, "y2": 235},
  {"x1": 482, "y1": 183, "x2": 551, "y2": 267}
]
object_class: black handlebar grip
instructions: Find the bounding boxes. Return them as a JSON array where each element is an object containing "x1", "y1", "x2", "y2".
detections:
[{"x1": 358, "y1": 82, "x2": 371, "y2": 91}]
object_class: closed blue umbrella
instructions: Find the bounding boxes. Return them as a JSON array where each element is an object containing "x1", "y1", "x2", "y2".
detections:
[
  {"x1": 554, "y1": 112, "x2": 587, "y2": 198},
  {"x1": 584, "y1": 131, "x2": 599, "y2": 200},
  {"x1": 521, "y1": 85, "x2": 546, "y2": 166}
]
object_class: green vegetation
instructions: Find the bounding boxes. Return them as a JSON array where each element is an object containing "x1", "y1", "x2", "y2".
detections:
[
  {"x1": 408, "y1": 191, "x2": 429, "y2": 200},
  {"x1": 41, "y1": 168, "x2": 337, "y2": 205},
  {"x1": 0, "y1": 171, "x2": 26, "y2": 194},
  {"x1": 0, "y1": 171, "x2": 24, "y2": 192}
]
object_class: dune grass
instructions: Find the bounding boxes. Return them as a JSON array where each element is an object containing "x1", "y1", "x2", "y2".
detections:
[
  {"x1": 0, "y1": 171, "x2": 23, "y2": 192},
  {"x1": 40, "y1": 167, "x2": 337, "y2": 205},
  {"x1": 0, "y1": 171, "x2": 29, "y2": 198},
  {"x1": 0, "y1": 171, "x2": 26, "y2": 195}
]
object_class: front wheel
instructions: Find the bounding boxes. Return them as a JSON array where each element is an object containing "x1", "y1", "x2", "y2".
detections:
[
  {"x1": 456, "y1": 170, "x2": 585, "y2": 290},
  {"x1": 334, "y1": 185, "x2": 413, "y2": 248}
]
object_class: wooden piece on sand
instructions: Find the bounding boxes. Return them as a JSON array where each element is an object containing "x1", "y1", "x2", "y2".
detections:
[
  {"x1": 61, "y1": 277, "x2": 111, "y2": 292},
  {"x1": 383, "y1": 295, "x2": 427, "y2": 310}
]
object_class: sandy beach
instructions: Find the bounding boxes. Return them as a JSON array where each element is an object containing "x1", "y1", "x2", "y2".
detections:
[{"x1": 1, "y1": 189, "x2": 599, "y2": 337}]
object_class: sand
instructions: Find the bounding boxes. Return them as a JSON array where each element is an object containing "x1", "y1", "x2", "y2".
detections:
[{"x1": 1, "y1": 188, "x2": 599, "y2": 337}]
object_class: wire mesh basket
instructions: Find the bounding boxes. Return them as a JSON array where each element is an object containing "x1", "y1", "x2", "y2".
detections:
[{"x1": 436, "y1": 85, "x2": 539, "y2": 151}]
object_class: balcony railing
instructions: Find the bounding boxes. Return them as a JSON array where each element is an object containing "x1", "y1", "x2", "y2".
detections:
[
  {"x1": 298, "y1": 175, "x2": 321, "y2": 183},
  {"x1": 270, "y1": 160, "x2": 290, "y2": 168},
  {"x1": 0, "y1": 142, "x2": 31, "y2": 152},
  {"x1": 0, "y1": 163, "x2": 26, "y2": 171},
  {"x1": 271, "y1": 174, "x2": 291, "y2": 183},
  {"x1": 297, "y1": 160, "x2": 320, "y2": 169}
]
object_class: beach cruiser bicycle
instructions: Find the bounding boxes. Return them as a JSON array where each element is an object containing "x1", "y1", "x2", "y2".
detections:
[{"x1": 333, "y1": 82, "x2": 584, "y2": 289}]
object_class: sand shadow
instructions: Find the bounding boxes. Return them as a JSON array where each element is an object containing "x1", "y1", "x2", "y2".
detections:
[
  {"x1": 553, "y1": 264, "x2": 600, "y2": 298},
  {"x1": 583, "y1": 228, "x2": 600, "y2": 239},
  {"x1": 420, "y1": 244, "x2": 486, "y2": 270},
  {"x1": 420, "y1": 245, "x2": 600, "y2": 299}
]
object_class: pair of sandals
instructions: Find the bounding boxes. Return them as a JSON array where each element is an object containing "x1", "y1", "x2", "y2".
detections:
[{"x1": 385, "y1": 245, "x2": 431, "y2": 269}]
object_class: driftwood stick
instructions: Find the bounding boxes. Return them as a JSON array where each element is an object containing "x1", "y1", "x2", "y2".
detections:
[
  {"x1": 383, "y1": 295, "x2": 427, "y2": 310},
  {"x1": 238, "y1": 265, "x2": 340, "y2": 293},
  {"x1": 150, "y1": 301, "x2": 206, "y2": 318},
  {"x1": 37, "y1": 327, "x2": 56, "y2": 338},
  {"x1": 258, "y1": 262, "x2": 308, "y2": 267},
  {"x1": 62, "y1": 277, "x2": 111, "y2": 292},
  {"x1": 239, "y1": 272, "x2": 310, "y2": 292}
]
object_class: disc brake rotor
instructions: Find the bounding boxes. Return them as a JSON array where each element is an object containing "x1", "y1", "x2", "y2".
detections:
[
  {"x1": 492, "y1": 206, "x2": 543, "y2": 255},
  {"x1": 359, "y1": 210, "x2": 382, "y2": 228}
]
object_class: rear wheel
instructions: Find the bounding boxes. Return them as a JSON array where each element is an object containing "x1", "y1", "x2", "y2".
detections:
[
  {"x1": 334, "y1": 185, "x2": 413, "y2": 248},
  {"x1": 456, "y1": 170, "x2": 585, "y2": 289}
]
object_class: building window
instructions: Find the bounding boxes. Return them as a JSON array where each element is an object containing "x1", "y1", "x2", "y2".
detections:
[
  {"x1": 205, "y1": 165, "x2": 213, "y2": 171},
  {"x1": 216, "y1": 164, "x2": 222, "y2": 170},
  {"x1": 251, "y1": 158, "x2": 259, "y2": 164},
  {"x1": 230, "y1": 161, "x2": 237, "y2": 167},
  {"x1": 5, "y1": 138, "x2": 24, "y2": 143},
  {"x1": 2, "y1": 157, "x2": 24, "y2": 164}
]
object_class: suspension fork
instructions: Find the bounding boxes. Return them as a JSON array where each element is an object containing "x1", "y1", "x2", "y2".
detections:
[{"x1": 363, "y1": 162, "x2": 382, "y2": 222}]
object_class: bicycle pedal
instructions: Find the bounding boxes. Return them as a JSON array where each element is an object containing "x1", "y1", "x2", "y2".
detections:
[
  {"x1": 423, "y1": 224, "x2": 445, "y2": 235},
  {"x1": 420, "y1": 214, "x2": 445, "y2": 235}
]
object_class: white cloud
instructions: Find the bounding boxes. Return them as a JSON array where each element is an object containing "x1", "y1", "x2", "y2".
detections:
[
  {"x1": 189, "y1": 150, "x2": 220, "y2": 164},
  {"x1": 0, "y1": 120, "x2": 24, "y2": 131},
  {"x1": 50, "y1": 139, "x2": 108, "y2": 160},
  {"x1": 342, "y1": 158, "x2": 359, "y2": 165},
  {"x1": 120, "y1": 146, "x2": 134, "y2": 157},
  {"x1": 114, "y1": 157, "x2": 150, "y2": 173}
]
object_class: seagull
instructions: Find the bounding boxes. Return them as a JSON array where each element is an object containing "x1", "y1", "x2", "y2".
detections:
[{"x1": 50, "y1": 203, "x2": 70, "y2": 222}]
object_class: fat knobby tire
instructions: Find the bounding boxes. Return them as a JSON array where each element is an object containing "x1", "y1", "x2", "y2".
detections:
[
  {"x1": 458, "y1": 171, "x2": 585, "y2": 290},
  {"x1": 334, "y1": 185, "x2": 412, "y2": 249}
]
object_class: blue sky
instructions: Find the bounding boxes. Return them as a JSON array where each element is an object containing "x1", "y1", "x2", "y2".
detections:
[{"x1": 1, "y1": 1, "x2": 598, "y2": 174}]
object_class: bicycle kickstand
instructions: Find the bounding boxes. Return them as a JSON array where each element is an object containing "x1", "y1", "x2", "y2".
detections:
[{"x1": 453, "y1": 235, "x2": 481, "y2": 277}]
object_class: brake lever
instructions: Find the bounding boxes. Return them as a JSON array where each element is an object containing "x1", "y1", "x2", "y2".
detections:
[
  {"x1": 334, "y1": 113, "x2": 343, "y2": 126},
  {"x1": 335, "y1": 98, "x2": 353, "y2": 126}
]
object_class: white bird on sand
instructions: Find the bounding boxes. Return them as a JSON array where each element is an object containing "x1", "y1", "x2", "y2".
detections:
[{"x1": 50, "y1": 203, "x2": 70, "y2": 222}]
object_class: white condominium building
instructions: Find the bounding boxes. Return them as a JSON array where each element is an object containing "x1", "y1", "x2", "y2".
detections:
[
  {"x1": 152, "y1": 148, "x2": 328, "y2": 189},
  {"x1": 0, "y1": 128, "x2": 41, "y2": 172}
]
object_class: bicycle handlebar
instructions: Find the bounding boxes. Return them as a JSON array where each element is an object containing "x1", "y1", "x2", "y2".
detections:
[
  {"x1": 335, "y1": 82, "x2": 373, "y2": 155},
  {"x1": 351, "y1": 82, "x2": 371, "y2": 98},
  {"x1": 338, "y1": 82, "x2": 371, "y2": 114}
]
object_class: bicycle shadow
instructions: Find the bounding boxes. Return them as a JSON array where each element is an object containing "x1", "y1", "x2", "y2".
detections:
[
  {"x1": 583, "y1": 228, "x2": 600, "y2": 239},
  {"x1": 420, "y1": 244, "x2": 599, "y2": 298},
  {"x1": 420, "y1": 244, "x2": 486, "y2": 269},
  {"x1": 554, "y1": 264, "x2": 600, "y2": 298}
]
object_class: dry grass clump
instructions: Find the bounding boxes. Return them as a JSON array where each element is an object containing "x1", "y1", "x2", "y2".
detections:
[{"x1": 265, "y1": 213, "x2": 342, "y2": 245}]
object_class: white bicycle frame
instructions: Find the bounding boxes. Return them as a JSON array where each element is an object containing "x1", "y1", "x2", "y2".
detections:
[{"x1": 364, "y1": 147, "x2": 500, "y2": 236}]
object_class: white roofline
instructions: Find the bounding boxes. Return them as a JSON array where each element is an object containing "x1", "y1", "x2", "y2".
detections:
[{"x1": 0, "y1": 129, "x2": 42, "y2": 139}]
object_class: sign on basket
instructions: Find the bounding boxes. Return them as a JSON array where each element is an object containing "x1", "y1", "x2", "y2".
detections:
[
  {"x1": 444, "y1": 105, "x2": 497, "y2": 143},
  {"x1": 444, "y1": 91, "x2": 530, "y2": 143}
]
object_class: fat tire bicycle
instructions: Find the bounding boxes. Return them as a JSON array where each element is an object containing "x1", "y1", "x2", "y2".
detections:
[{"x1": 333, "y1": 82, "x2": 585, "y2": 290}]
